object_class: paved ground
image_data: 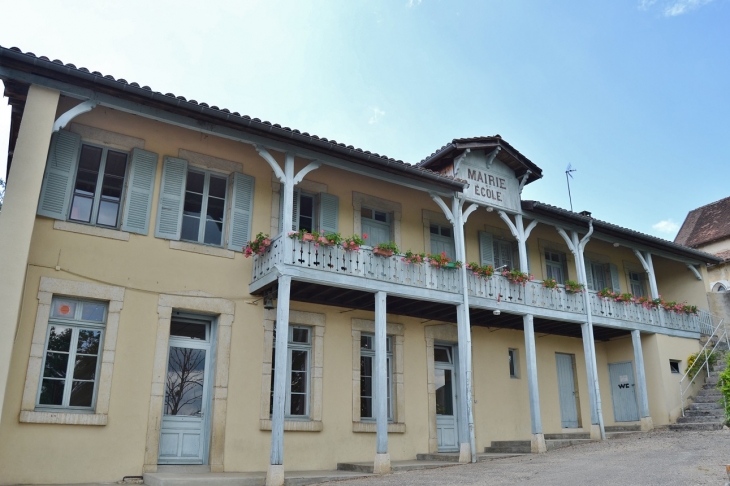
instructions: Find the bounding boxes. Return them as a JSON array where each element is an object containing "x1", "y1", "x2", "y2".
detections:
[{"x1": 315, "y1": 428, "x2": 730, "y2": 486}]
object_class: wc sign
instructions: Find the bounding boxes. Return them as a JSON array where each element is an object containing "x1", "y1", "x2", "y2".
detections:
[{"x1": 617, "y1": 375, "x2": 630, "y2": 389}]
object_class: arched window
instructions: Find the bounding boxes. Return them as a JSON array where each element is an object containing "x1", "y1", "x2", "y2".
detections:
[{"x1": 712, "y1": 283, "x2": 727, "y2": 292}]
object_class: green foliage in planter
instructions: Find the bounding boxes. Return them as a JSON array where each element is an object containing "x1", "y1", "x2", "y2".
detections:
[{"x1": 685, "y1": 350, "x2": 718, "y2": 379}]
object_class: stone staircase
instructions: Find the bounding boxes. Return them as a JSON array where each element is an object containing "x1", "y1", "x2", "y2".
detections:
[
  {"x1": 482, "y1": 426, "x2": 643, "y2": 454},
  {"x1": 670, "y1": 351, "x2": 727, "y2": 432}
]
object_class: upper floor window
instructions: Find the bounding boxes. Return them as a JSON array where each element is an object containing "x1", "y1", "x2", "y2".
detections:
[
  {"x1": 430, "y1": 224, "x2": 456, "y2": 260},
  {"x1": 181, "y1": 169, "x2": 228, "y2": 246},
  {"x1": 360, "y1": 334, "x2": 393, "y2": 421},
  {"x1": 585, "y1": 258, "x2": 621, "y2": 292},
  {"x1": 493, "y1": 239, "x2": 514, "y2": 271},
  {"x1": 628, "y1": 271, "x2": 646, "y2": 297},
  {"x1": 37, "y1": 297, "x2": 107, "y2": 411},
  {"x1": 545, "y1": 250, "x2": 567, "y2": 284},
  {"x1": 38, "y1": 130, "x2": 159, "y2": 237},
  {"x1": 362, "y1": 207, "x2": 391, "y2": 248},
  {"x1": 70, "y1": 144, "x2": 129, "y2": 228}
]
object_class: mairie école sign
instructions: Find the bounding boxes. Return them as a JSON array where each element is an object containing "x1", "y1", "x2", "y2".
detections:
[{"x1": 455, "y1": 151, "x2": 521, "y2": 212}]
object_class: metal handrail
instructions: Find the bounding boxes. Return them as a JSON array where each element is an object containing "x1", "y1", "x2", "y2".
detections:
[{"x1": 679, "y1": 318, "x2": 727, "y2": 417}]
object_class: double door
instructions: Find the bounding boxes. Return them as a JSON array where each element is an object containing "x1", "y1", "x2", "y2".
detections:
[{"x1": 158, "y1": 316, "x2": 215, "y2": 465}]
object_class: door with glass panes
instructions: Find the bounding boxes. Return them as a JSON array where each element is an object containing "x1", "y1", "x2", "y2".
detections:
[
  {"x1": 434, "y1": 344, "x2": 460, "y2": 452},
  {"x1": 158, "y1": 315, "x2": 215, "y2": 465}
]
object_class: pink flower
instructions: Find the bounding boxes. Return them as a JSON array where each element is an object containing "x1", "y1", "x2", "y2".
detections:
[{"x1": 362, "y1": 233, "x2": 369, "y2": 239}]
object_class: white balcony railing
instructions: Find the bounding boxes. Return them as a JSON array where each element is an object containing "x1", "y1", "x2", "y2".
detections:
[
  {"x1": 251, "y1": 235, "x2": 713, "y2": 335},
  {"x1": 252, "y1": 235, "x2": 462, "y2": 294}
]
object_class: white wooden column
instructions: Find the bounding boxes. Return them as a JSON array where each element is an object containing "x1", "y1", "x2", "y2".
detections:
[
  {"x1": 556, "y1": 226, "x2": 606, "y2": 440},
  {"x1": 431, "y1": 193, "x2": 478, "y2": 463},
  {"x1": 522, "y1": 313, "x2": 546, "y2": 453},
  {"x1": 373, "y1": 291, "x2": 391, "y2": 474},
  {"x1": 632, "y1": 250, "x2": 659, "y2": 299},
  {"x1": 267, "y1": 276, "x2": 291, "y2": 486},
  {"x1": 631, "y1": 330, "x2": 653, "y2": 431},
  {"x1": 498, "y1": 211, "x2": 537, "y2": 273},
  {"x1": 0, "y1": 85, "x2": 60, "y2": 430}
]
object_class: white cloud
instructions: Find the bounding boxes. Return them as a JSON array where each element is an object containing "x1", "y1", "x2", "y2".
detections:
[
  {"x1": 652, "y1": 219, "x2": 680, "y2": 234},
  {"x1": 369, "y1": 107, "x2": 386, "y2": 125},
  {"x1": 407, "y1": 0, "x2": 422, "y2": 7},
  {"x1": 638, "y1": 0, "x2": 715, "y2": 16}
]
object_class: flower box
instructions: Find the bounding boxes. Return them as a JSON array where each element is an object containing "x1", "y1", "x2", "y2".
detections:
[{"x1": 373, "y1": 248, "x2": 394, "y2": 257}]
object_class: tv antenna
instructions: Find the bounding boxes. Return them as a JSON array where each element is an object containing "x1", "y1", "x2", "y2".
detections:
[{"x1": 565, "y1": 164, "x2": 577, "y2": 212}]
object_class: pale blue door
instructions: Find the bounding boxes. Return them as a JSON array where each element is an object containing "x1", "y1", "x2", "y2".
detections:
[
  {"x1": 158, "y1": 317, "x2": 214, "y2": 464},
  {"x1": 608, "y1": 361, "x2": 640, "y2": 422},
  {"x1": 434, "y1": 345, "x2": 459, "y2": 452},
  {"x1": 556, "y1": 353, "x2": 580, "y2": 428}
]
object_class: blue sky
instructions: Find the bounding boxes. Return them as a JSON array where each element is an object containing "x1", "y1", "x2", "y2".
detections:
[{"x1": 2, "y1": 0, "x2": 728, "y2": 239}]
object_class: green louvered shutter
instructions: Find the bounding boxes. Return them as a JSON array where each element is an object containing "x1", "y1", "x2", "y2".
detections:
[
  {"x1": 609, "y1": 263, "x2": 621, "y2": 292},
  {"x1": 154, "y1": 156, "x2": 187, "y2": 240},
  {"x1": 478, "y1": 231, "x2": 495, "y2": 266},
  {"x1": 37, "y1": 130, "x2": 81, "y2": 220},
  {"x1": 121, "y1": 148, "x2": 158, "y2": 235},
  {"x1": 584, "y1": 257, "x2": 594, "y2": 290},
  {"x1": 228, "y1": 172, "x2": 255, "y2": 251},
  {"x1": 318, "y1": 193, "x2": 339, "y2": 234}
]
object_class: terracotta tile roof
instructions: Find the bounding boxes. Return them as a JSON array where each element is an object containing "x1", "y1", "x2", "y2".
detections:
[
  {"x1": 522, "y1": 200, "x2": 722, "y2": 264},
  {"x1": 675, "y1": 196, "x2": 730, "y2": 248},
  {"x1": 0, "y1": 45, "x2": 466, "y2": 189},
  {"x1": 713, "y1": 249, "x2": 730, "y2": 263}
]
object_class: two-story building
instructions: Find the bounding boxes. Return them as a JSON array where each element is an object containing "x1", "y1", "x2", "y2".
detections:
[{"x1": 0, "y1": 45, "x2": 722, "y2": 486}]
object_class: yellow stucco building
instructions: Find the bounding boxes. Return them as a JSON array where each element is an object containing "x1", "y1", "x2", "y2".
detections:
[{"x1": 0, "y1": 45, "x2": 723, "y2": 486}]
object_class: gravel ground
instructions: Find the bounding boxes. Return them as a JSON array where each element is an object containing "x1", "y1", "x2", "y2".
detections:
[{"x1": 317, "y1": 429, "x2": 730, "y2": 486}]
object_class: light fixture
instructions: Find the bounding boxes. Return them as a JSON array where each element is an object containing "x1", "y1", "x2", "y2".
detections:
[
  {"x1": 263, "y1": 292, "x2": 275, "y2": 310},
  {"x1": 486, "y1": 206, "x2": 494, "y2": 212},
  {"x1": 613, "y1": 243, "x2": 620, "y2": 248},
  {"x1": 493, "y1": 310, "x2": 501, "y2": 316}
]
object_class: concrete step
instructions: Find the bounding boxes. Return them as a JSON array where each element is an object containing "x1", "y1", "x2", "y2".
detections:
[
  {"x1": 144, "y1": 469, "x2": 372, "y2": 486},
  {"x1": 693, "y1": 394, "x2": 724, "y2": 403},
  {"x1": 485, "y1": 440, "x2": 531, "y2": 454},
  {"x1": 604, "y1": 425, "x2": 641, "y2": 432},
  {"x1": 676, "y1": 415, "x2": 725, "y2": 423},
  {"x1": 668, "y1": 423, "x2": 724, "y2": 432},
  {"x1": 416, "y1": 452, "x2": 525, "y2": 463},
  {"x1": 683, "y1": 408, "x2": 725, "y2": 417},
  {"x1": 337, "y1": 460, "x2": 449, "y2": 474},
  {"x1": 606, "y1": 431, "x2": 646, "y2": 439},
  {"x1": 546, "y1": 439, "x2": 595, "y2": 450},
  {"x1": 544, "y1": 433, "x2": 591, "y2": 440},
  {"x1": 696, "y1": 389, "x2": 723, "y2": 397},
  {"x1": 689, "y1": 402, "x2": 724, "y2": 411}
]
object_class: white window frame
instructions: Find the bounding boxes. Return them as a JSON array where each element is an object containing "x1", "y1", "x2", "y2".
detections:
[
  {"x1": 180, "y1": 167, "x2": 229, "y2": 247},
  {"x1": 669, "y1": 360, "x2": 681, "y2": 374},
  {"x1": 68, "y1": 142, "x2": 130, "y2": 229},
  {"x1": 270, "y1": 325, "x2": 312, "y2": 419},
  {"x1": 544, "y1": 250, "x2": 567, "y2": 284},
  {"x1": 20, "y1": 277, "x2": 125, "y2": 426},
  {"x1": 36, "y1": 298, "x2": 107, "y2": 411},
  {"x1": 628, "y1": 271, "x2": 646, "y2": 297},
  {"x1": 590, "y1": 261, "x2": 608, "y2": 291},
  {"x1": 361, "y1": 206, "x2": 392, "y2": 248},
  {"x1": 352, "y1": 192, "x2": 402, "y2": 249},
  {"x1": 260, "y1": 310, "x2": 325, "y2": 432},
  {"x1": 429, "y1": 223, "x2": 456, "y2": 260},
  {"x1": 493, "y1": 239, "x2": 514, "y2": 271},
  {"x1": 359, "y1": 334, "x2": 394, "y2": 422}
]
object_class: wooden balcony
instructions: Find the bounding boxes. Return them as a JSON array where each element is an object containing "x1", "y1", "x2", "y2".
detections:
[{"x1": 250, "y1": 235, "x2": 712, "y2": 338}]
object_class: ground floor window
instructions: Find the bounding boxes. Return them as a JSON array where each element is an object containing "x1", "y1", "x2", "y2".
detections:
[
  {"x1": 360, "y1": 333, "x2": 393, "y2": 421},
  {"x1": 270, "y1": 325, "x2": 312, "y2": 418},
  {"x1": 37, "y1": 298, "x2": 107, "y2": 410}
]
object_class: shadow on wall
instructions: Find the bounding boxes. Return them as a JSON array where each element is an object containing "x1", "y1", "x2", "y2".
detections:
[{"x1": 708, "y1": 292, "x2": 730, "y2": 326}]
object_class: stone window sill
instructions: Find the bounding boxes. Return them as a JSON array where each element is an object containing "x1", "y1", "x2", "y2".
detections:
[
  {"x1": 169, "y1": 241, "x2": 235, "y2": 259},
  {"x1": 352, "y1": 422, "x2": 406, "y2": 433},
  {"x1": 53, "y1": 220, "x2": 130, "y2": 241},
  {"x1": 259, "y1": 419, "x2": 323, "y2": 432},
  {"x1": 20, "y1": 410, "x2": 107, "y2": 425}
]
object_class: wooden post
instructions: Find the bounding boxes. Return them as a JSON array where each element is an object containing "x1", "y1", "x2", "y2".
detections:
[
  {"x1": 281, "y1": 153, "x2": 295, "y2": 256},
  {"x1": 267, "y1": 276, "x2": 291, "y2": 486},
  {"x1": 631, "y1": 330, "x2": 653, "y2": 431},
  {"x1": 523, "y1": 313, "x2": 546, "y2": 453},
  {"x1": 373, "y1": 291, "x2": 391, "y2": 474},
  {"x1": 581, "y1": 323, "x2": 599, "y2": 426}
]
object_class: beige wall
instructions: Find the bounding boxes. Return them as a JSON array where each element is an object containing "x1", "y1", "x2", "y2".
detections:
[{"x1": 0, "y1": 99, "x2": 710, "y2": 484}]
